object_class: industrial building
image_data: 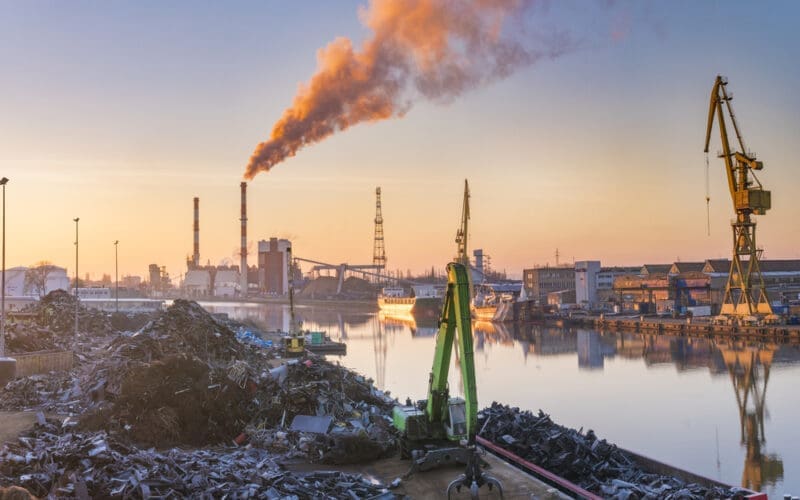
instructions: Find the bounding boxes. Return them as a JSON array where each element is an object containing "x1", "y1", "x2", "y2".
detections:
[
  {"x1": 258, "y1": 238, "x2": 291, "y2": 295},
  {"x1": 522, "y1": 266, "x2": 575, "y2": 305},
  {"x1": 2, "y1": 265, "x2": 70, "y2": 298},
  {"x1": 607, "y1": 258, "x2": 800, "y2": 315}
]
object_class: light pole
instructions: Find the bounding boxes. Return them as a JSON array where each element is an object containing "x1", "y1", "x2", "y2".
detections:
[
  {"x1": 0, "y1": 177, "x2": 8, "y2": 358},
  {"x1": 114, "y1": 240, "x2": 119, "y2": 313},
  {"x1": 74, "y1": 217, "x2": 79, "y2": 346}
]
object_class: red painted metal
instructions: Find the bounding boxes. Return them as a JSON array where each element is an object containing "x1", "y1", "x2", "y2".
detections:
[{"x1": 475, "y1": 435, "x2": 602, "y2": 500}]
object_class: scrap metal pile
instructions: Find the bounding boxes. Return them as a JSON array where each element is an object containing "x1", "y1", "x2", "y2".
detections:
[
  {"x1": 0, "y1": 417, "x2": 390, "y2": 498},
  {"x1": 478, "y1": 403, "x2": 748, "y2": 499},
  {"x1": 1, "y1": 299, "x2": 398, "y2": 497},
  {"x1": 4, "y1": 290, "x2": 116, "y2": 354}
]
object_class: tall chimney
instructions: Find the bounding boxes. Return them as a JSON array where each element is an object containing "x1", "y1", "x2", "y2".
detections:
[
  {"x1": 240, "y1": 182, "x2": 248, "y2": 297},
  {"x1": 193, "y1": 197, "x2": 200, "y2": 268}
]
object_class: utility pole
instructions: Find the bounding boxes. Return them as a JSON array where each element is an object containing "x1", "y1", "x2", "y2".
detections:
[
  {"x1": 74, "y1": 217, "x2": 79, "y2": 347},
  {"x1": 114, "y1": 240, "x2": 119, "y2": 313},
  {"x1": 0, "y1": 177, "x2": 8, "y2": 358}
]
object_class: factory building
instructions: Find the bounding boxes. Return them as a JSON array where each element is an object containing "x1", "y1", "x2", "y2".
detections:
[
  {"x1": 214, "y1": 269, "x2": 240, "y2": 298},
  {"x1": 258, "y1": 238, "x2": 292, "y2": 295},
  {"x1": 522, "y1": 266, "x2": 575, "y2": 305},
  {"x1": 703, "y1": 259, "x2": 800, "y2": 308},
  {"x1": 184, "y1": 270, "x2": 212, "y2": 297},
  {"x1": 575, "y1": 261, "x2": 640, "y2": 310},
  {"x1": 575, "y1": 261, "x2": 601, "y2": 307}
]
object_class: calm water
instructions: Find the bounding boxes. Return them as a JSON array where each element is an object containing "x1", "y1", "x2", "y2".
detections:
[{"x1": 204, "y1": 302, "x2": 800, "y2": 497}]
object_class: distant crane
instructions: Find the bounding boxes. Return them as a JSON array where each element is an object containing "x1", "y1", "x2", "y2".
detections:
[
  {"x1": 704, "y1": 75, "x2": 772, "y2": 317},
  {"x1": 455, "y1": 179, "x2": 470, "y2": 267},
  {"x1": 373, "y1": 187, "x2": 386, "y2": 281}
]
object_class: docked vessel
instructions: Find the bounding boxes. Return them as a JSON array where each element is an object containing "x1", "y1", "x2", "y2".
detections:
[
  {"x1": 377, "y1": 287, "x2": 414, "y2": 314},
  {"x1": 377, "y1": 285, "x2": 444, "y2": 318},
  {"x1": 471, "y1": 285, "x2": 515, "y2": 322}
]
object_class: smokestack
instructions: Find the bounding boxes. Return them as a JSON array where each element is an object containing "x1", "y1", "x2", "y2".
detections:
[
  {"x1": 193, "y1": 197, "x2": 200, "y2": 268},
  {"x1": 240, "y1": 182, "x2": 248, "y2": 297}
]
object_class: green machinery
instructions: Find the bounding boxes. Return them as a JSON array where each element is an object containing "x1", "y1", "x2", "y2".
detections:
[
  {"x1": 393, "y1": 262, "x2": 502, "y2": 498},
  {"x1": 704, "y1": 75, "x2": 773, "y2": 318}
]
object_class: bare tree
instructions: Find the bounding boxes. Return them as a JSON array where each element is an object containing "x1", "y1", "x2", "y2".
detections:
[{"x1": 24, "y1": 261, "x2": 59, "y2": 297}]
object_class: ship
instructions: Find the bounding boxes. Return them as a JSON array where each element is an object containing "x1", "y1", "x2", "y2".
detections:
[
  {"x1": 471, "y1": 283, "x2": 519, "y2": 322},
  {"x1": 377, "y1": 286, "x2": 414, "y2": 314},
  {"x1": 377, "y1": 284, "x2": 444, "y2": 318}
]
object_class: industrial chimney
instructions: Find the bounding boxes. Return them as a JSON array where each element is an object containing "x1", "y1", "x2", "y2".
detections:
[
  {"x1": 193, "y1": 197, "x2": 200, "y2": 268},
  {"x1": 240, "y1": 182, "x2": 248, "y2": 297}
]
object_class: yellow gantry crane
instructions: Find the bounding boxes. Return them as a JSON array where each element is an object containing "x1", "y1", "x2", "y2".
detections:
[{"x1": 704, "y1": 75, "x2": 772, "y2": 317}]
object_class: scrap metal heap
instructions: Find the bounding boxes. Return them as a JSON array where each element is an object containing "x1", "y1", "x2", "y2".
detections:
[
  {"x1": 478, "y1": 403, "x2": 749, "y2": 499},
  {"x1": 0, "y1": 300, "x2": 398, "y2": 497}
]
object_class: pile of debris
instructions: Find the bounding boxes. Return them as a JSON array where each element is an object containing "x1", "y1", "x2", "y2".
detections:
[
  {"x1": 0, "y1": 417, "x2": 392, "y2": 498},
  {"x1": 478, "y1": 403, "x2": 746, "y2": 499},
  {"x1": 4, "y1": 290, "x2": 115, "y2": 354},
  {"x1": 2, "y1": 299, "x2": 401, "y2": 497},
  {"x1": 0, "y1": 372, "x2": 78, "y2": 412},
  {"x1": 245, "y1": 359, "x2": 397, "y2": 464}
]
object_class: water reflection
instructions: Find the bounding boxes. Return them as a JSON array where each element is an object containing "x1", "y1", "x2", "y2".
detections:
[{"x1": 199, "y1": 302, "x2": 797, "y2": 493}]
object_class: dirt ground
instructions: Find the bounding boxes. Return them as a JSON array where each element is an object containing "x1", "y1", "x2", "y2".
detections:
[
  {"x1": 284, "y1": 451, "x2": 568, "y2": 499},
  {"x1": 0, "y1": 411, "x2": 38, "y2": 445}
]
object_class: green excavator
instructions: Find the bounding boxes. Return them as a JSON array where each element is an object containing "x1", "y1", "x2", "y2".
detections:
[{"x1": 393, "y1": 262, "x2": 503, "y2": 498}]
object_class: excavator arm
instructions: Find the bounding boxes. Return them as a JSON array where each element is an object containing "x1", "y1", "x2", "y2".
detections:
[
  {"x1": 393, "y1": 262, "x2": 503, "y2": 498},
  {"x1": 426, "y1": 262, "x2": 478, "y2": 441}
]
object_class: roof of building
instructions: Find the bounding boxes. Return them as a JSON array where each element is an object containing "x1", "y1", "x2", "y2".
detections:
[
  {"x1": 599, "y1": 266, "x2": 641, "y2": 274},
  {"x1": 703, "y1": 259, "x2": 730, "y2": 273},
  {"x1": 702, "y1": 259, "x2": 800, "y2": 274},
  {"x1": 669, "y1": 262, "x2": 705, "y2": 274},
  {"x1": 640, "y1": 264, "x2": 671, "y2": 275}
]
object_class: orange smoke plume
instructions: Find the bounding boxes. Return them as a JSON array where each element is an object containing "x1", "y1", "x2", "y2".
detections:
[{"x1": 245, "y1": 0, "x2": 569, "y2": 180}]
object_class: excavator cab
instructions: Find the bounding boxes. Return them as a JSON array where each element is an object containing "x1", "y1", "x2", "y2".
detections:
[{"x1": 446, "y1": 397, "x2": 468, "y2": 440}]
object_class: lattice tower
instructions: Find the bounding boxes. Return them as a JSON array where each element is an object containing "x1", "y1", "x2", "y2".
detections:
[{"x1": 373, "y1": 187, "x2": 386, "y2": 276}]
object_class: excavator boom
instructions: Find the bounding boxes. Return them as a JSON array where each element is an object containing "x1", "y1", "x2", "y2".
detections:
[{"x1": 427, "y1": 262, "x2": 478, "y2": 440}]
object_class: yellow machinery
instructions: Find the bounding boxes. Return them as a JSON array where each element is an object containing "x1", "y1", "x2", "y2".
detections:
[
  {"x1": 704, "y1": 75, "x2": 772, "y2": 317},
  {"x1": 282, "y1": 246, "x2": 305, "y2": 356}
]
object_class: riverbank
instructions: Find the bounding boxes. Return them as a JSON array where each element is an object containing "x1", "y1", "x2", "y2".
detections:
[{"x1": 563, "y1": 314, "x2": 800, "y2": 341}]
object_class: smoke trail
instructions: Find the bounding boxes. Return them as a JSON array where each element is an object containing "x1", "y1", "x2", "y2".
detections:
[{"x1": 245, "y1": 0, "x2": 570, "y2": 180}]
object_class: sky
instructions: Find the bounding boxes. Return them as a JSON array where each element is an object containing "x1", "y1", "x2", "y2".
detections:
[{"x1": 1, "y1": 1, "x2": 799, "y2": 282}]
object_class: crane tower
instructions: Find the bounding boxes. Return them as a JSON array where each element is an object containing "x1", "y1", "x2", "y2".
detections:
[
  {"x1": 373, "y1": 187, "x2": 386, "y2": 278},
  {"x1": 704, "y1": 75, "x2": 772, "y2": 317}
]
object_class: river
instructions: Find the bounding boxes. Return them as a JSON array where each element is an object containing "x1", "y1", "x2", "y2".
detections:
[{"x1": 202, "y1": 301, "x2": 800, "y2": 497}]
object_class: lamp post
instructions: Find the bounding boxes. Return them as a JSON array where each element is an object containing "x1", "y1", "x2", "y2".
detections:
[
  {"x1": 74, "y1": 217, "x2": 79, "y2": 346},
  {"x1": 114, "y1": 240, "x2": 119, "y2": 313},
  {"x1": 0, "y1": 177, "x2": 8, "y2": 358},
  {"x1": 0, "y1": 176, "x2": 12, "y2": 386}
]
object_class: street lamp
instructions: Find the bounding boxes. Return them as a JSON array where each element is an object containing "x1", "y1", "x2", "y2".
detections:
[
  {"x1": 74, "y1": 217, "x2": 79, "y2": 346},
  {"x1": 0, "y1": 177, "x2": 14, "y2": 387},
  {"x1": 114, "y1": 240, "x2": 119, "y2": 313},
  {"x1": 0, "y1": 177, "x2": 8, "y2": 358}
]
